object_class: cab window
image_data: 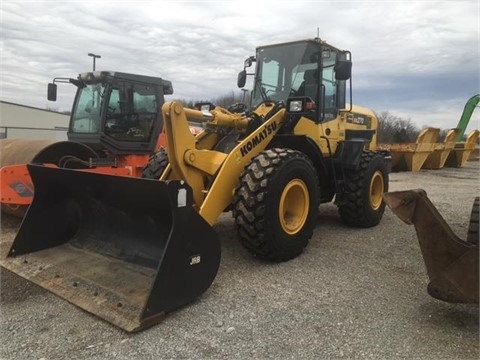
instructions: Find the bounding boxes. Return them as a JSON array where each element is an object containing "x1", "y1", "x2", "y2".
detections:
[
  {"x1": 322, "y1": 50, "x2": 337, "y2": 120},
  {"x1": 71, "y1": 83, "x2": 106, "y2": 134},
  {"x1": 104, "y1": 83, "x2": 158, "y2": 142}
]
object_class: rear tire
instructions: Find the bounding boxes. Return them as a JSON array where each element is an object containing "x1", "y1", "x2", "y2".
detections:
[
  {"x1": 337, "y1": 151, "x2": 389, "y2": 227},
  {"x1": 142, "y1": 148, "x2": 168, "y2": 179},
  {"x1": 232, "y1": 148, "x2": 320, "y2": 261}
]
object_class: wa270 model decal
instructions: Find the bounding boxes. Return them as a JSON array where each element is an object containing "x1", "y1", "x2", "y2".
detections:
[{"x1": 346, "y1": 113, "x2": 372, "y2": 128}]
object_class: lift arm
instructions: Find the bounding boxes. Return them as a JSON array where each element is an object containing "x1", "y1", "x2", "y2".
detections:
[
  {"x1": 161, "y1": 102, "x2": 249, "y2": 210},
  {"x1": 161, "y1": 101, "x2": 286, "y2": 225}
]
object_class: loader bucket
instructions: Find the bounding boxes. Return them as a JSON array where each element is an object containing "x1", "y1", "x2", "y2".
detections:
[
  {"x1": 383, "y1": 189, "x2": 478, "y2": 304},
  {"x1": 0, "y1": 164, "x2": 221, "y2": 332}
]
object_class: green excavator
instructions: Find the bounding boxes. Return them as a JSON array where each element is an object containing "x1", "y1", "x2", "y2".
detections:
[{"x1": 455, "y1": 94, "x2": 479, "y2": 141}]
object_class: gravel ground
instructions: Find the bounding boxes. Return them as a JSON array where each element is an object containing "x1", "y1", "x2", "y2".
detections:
[{"x1": 0, "y1": 161, "x2": 479, "y2": 360}]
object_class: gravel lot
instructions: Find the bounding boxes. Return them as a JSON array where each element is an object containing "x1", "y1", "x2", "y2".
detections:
[{"x1": 1, "y1": 161, "x2": 479, "y2": 360}]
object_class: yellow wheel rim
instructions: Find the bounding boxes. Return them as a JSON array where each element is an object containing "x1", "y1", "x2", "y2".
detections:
[
  {"x1": 370, "y1": 170, "x2": 384, "y2": 210},
  {"x1": 279, "y1": 179, "x2": 309, "y2": 235}
]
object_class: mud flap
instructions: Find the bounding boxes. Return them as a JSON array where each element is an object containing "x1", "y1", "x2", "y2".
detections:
[{"x1": 0, "y1": 164, "x2": 221, "y2": 332}]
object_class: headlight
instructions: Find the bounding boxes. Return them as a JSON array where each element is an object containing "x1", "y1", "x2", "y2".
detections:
[
  {"x1": 289, "y1": 100, "x2": 303, "y2": 112},
  {"x1": 286, "y1": 97, "x2": 315, "y2": 115}
]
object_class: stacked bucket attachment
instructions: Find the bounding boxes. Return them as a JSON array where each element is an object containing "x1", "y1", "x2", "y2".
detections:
[
  {"x1": 0, "y1": 164, "x2": 221, "y2": 332},
  {"x1": 388, "y1": 127, "x2": 440, "y2": 172},
  {"x1": 446, "y1": 129, "x2": 480, "y2": 168},
  {"x1": 383, "y1": 189, "x2": 478, "y2": 304}
]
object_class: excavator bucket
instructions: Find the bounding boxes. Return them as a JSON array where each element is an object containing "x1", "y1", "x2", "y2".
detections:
[
  {"x1": 0, "y1": 164, "x2": 221, "y2": 332},
  {"x1": 383, "y1": 189, "x2": 478, "y2": 304}
]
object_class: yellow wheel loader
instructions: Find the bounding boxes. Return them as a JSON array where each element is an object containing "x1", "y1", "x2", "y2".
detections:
[{"x1": 1, "y1": 38, "x2": 391, "y2": 332}]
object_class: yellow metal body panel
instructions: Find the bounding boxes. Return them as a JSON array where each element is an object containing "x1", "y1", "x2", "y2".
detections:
[
  {"x1": 163, "y1": 102, "x2": 206, "y2": 207},
  {"x1": 161, "y1": 101, "x2": 285, "y2": 225},
  {"x1": 184, "y1": 149, "x2": 227, "y2": 176},
  {"x1": 293, "y1": 105, "x2": 379, "y2": 156},
  {"x1": 199, "y1": 109, "x2": 286, "y2": 225}
]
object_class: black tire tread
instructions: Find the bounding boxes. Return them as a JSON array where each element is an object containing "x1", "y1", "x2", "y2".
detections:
[
  {"x1": 141, "y1": 148, "x2": 168, "y2": 179},
  {"x1": 337, "y1": 151, "x2": 388, "y2": 228},
  {"x1": 466, "y1": 197, "x2": 479, "y2": 245},
  {"x1": 232, "y1": 148, "x2": 319, "y2": 262}
]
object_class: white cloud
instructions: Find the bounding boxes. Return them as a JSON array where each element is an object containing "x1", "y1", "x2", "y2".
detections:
[{"x1": 1, "y1": 0, "x2": 479, "y2": 131}]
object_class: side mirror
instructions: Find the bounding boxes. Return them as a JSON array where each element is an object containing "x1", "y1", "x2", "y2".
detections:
[
  {"x1": 237, "y1": 70, "x2": 247, "y2": 88},
  {"x1": 47, "y1": 83, "x2": 57, "y2": 101},
  {"x1": 334, "y1": 59, "x2": 352, "y2": 81}
]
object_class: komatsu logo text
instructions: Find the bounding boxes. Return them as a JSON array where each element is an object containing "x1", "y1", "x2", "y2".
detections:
[{"x1": 240, "y1": 122, "x2": 278, "y2": 157}]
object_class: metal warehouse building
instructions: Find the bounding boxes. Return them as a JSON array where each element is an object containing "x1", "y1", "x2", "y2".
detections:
[{"x1": 0, "y1": 101, "x2": 69, "y2": 140}]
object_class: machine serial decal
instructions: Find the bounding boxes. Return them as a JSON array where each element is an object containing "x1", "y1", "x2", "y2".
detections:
[
  {"x1": 190, "y1": 255, "x2": 201, "y2": 265},
  {"x1": 346, "y1": 113, "x2": 372, "y2": 128},
  {"x1": 240, "y1": 121, "x2": 278, "y2": 157}
]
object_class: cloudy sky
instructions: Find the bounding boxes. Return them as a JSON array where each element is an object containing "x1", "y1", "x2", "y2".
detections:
[{"x1": 1, "y1": 0, "x2": 479, "y2": 133}]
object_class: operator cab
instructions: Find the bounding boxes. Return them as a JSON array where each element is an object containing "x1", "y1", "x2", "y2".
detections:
[
  {"x1": 48, "y1": 71, "x2": 173, "y2": 155},
  {"x1": 238, "y1": 38, "x2": 351, "y2": 122}
]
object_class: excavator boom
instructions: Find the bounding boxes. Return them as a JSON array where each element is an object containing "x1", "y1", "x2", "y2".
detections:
[{"x1": 456, "y1": 94, "x2": 479, "y2": 141}]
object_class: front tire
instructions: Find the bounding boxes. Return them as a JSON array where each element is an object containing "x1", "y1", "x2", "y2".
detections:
[
  {"x1": 232, "y1": 148, "x2": 320, "y2": 261},
  {"x1": 337, "y1": 151, "x2": 389, "y2": 227},
  {"x1": 142, "y1": 148, "x2": 168, "y2": 179}
]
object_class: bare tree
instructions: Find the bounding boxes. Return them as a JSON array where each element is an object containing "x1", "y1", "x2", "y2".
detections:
[
  {"x1": 212, "y1": 91, "x2": 245, "y2": 108},
  {"x1": 376, "y1": 111, "x2": 420, "y2": 143},
  {"x1": 175, "y1": 90, "x2": 246, "y2": 110}
]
